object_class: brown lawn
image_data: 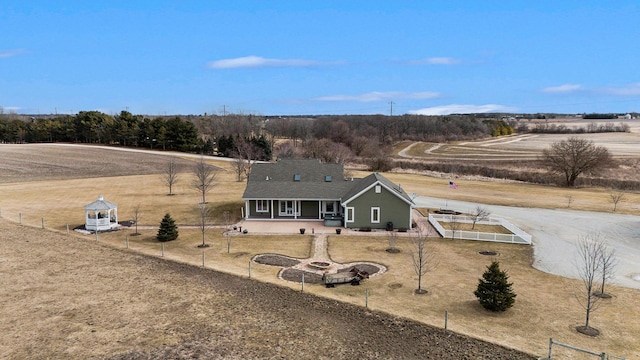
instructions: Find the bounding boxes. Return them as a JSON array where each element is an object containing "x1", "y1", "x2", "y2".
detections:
[{"x1": 1, "y1": 143, "x2": 639, "y2": 359}]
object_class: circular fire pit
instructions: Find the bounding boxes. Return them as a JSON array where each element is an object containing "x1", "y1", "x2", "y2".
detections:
[{"x1": 308, "y1": 261, "x2": 331, "y2": 270}]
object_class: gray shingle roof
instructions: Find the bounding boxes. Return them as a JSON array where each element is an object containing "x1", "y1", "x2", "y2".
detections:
[
  {"x1": 342, "y1": 173, "x2": 414, "y2": 205},
  {"x1": 242, "y1": 159, "x2": 354, "y2": 200},
  {"x1": 84, "y1": 195, "x2": 117, "y2": 210},
  {"x1": 242, "y1": 160, "x2": 414, "y2": 205}
]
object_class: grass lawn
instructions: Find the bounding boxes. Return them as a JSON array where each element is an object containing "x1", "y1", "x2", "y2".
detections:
[{"x1": 1, "y1": 153, "x2": 639, "y2": 358}]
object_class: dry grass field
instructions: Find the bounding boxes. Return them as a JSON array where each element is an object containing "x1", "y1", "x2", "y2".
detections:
[{"x1": 1, "y1": 143, "x2": 640, "y2": 359}]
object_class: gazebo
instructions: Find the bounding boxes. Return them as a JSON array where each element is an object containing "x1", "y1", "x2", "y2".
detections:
[{"x1": 84, "y1": 195, "x2": 119, "y2": 231}]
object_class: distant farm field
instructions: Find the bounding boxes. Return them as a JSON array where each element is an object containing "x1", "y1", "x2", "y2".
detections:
[
  {"x1": 396, "y1": 118, "x2": 640, "y2": 161},
  {"x1": 1, "y1": 143, "x2": 639, "y2": 359}
]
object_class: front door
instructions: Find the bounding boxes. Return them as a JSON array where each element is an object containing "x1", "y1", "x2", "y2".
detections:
[{"x1": 279, "y1": 200, "x2": 300, "y2": 216}]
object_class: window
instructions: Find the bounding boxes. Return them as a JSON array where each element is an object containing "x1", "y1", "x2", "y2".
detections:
[
  {"x1": 293, "y1": 174, "x2": 301, "y2": 181},
  {"x1": 346, "y1": 207, "x2": 355, "y2": 223},
  {"x1": 256, "y1": 200, "x2": 269, "y2": 213},
  {"x1": 375, "y1": 185, "x2": 381, "y2": 193},
  {"x1": 325, "y1": 175, "x2": 332, "y2": 182},
  {"x1": 325, "y1": 202, "x2": 334, "y2": 213},
  {"x1": 279, "y1": 200, "x2": 300, "y2": 216},
  {"x1": 371, "y1": 207, "x2": 380, "y2": 223}
]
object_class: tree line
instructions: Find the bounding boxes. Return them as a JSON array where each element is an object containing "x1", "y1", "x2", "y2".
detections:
[{"x1": 0, "y1": 111, "x2": 202, "y2": 152}]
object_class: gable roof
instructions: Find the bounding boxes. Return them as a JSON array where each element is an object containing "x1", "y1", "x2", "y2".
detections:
[
  {"x1": 242, "y1": 159, "x2": 354, "y2": 200},
  {"x1": 341, "y1": 173, "x2": 414, "y2": 206}
]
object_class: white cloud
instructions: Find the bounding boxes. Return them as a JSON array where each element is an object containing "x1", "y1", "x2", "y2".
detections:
[
  {"x1": 315, "y1": 91, "x2": 439, "y2": 102},
  {"x1": 409, "y1": 57, "x2": 461, "y2": 65},
  {"x1": 207, "y1": 55, "x2": 331, "y2": 69},
  {"x1": 409, "y1": 104, "x2": 514, "y2": 115},
  {"x1": 601, "y1": 82, "x2": 640, "y2": 96},
  {"x1": 0, "y1": 49, "x2": 25, "y2": 58},
  {"x1": 540, "y1": 84, "x2": 582, "y2": 93}
]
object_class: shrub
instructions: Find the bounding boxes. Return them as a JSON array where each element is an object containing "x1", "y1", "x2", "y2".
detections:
[
  {"x1": 474, "y1": 261, "x2": 516, "y2": 312},
  {"x1": 157, "y1": 213, "x2": 178, "y2": 242}
]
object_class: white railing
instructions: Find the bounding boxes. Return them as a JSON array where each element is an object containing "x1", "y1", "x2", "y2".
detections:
[{"x1": 428, "y1": 213, "x2": 531, "y2": 245}]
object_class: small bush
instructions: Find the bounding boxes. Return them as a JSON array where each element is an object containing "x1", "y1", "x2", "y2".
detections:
[
  {"x1": 474, "y1": 261, "x2": 516, "y2": 312},
  {"x1": 157, "y1": 213, "x2": 178, "y2": 242}
]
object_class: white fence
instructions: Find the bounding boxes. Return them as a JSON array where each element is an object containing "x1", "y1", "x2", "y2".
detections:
[{"x1": 428, "y1": 213, "x2": 531, "y2": 245}]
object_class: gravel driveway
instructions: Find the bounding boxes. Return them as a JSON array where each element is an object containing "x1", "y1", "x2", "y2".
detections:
[{"x1": 414, "y1": 196, "x2": 640, "y2": 289}]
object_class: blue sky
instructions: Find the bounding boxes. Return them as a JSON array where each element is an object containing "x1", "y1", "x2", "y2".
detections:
[{"x1": 2, "y1": 1, "x2": 640, "y2": 116}]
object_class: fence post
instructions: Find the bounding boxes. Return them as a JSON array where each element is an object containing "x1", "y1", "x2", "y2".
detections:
[
  {"x1": 202, "y1": 251, "x2": 205, "y2": 267},
  {"x1": 301, "y1": 273, "x2": 305, "y2": 292},
  {"x1": 161, "y1": 243, "x2": 164, "y2": 257},
  {"x1": 126, "y1": 235, "x2": 129, "y2": 249},
  {"x1": 19, "y1": 213, "x2": 22, "y2": 224},
  {"x1": 41, "y1": 217, "x2": 45, "y2": 229},
  {"x1": 95, "y1": 231, "x2": 98, "y2": 241},
  {"x1": 365, "y1": 289, "x2": 369, "y2": 309},
  {"x1": 248, "y1": 261, "x2": 252, "y2": 279},
  {"x1": 548, "y1": 338, "x2": 553, "y2": 359},
  {"x1": 66, "y1": 224, "x2": 70, "y2": 235},
  {"x1": 445, "y1": 310, "x2": 448, "y2": 330}
]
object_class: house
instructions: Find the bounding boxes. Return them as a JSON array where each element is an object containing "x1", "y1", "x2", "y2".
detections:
[{"x1": 241, "y1": 159, "x2": 414, "y2": 230}]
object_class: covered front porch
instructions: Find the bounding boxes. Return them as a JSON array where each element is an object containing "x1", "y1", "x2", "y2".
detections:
[{"x1": 244, "y1": 199, "x2": 343, "y2": 224}]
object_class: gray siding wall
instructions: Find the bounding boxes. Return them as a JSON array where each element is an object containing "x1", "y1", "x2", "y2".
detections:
[
  {"x1": 248, "y1": 200, "x2": 272, "y2": 218},
  {"x1": 347, "y1": 186, "x2": 411, "y2": 229}
]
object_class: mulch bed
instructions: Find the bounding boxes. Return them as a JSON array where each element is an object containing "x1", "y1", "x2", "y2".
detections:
[
  {"x1": 253, "y1": 254, "x2": 301, "y2": 267},
  {"x1": 280, "y1": 269, "x2": 324, "y2": 284}
]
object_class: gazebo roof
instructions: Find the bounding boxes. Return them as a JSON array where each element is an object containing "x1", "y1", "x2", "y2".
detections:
[{"x1": 84, "y1": 195, "x2": 117, "y2": 211}]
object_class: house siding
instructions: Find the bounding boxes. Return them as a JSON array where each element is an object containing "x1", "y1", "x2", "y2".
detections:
[
  {"x1": 248, "y1": 200, "x2": 272, "y2": 219},
  {"x1": 345, "y1": 186, "x2": 411, "y2": 229}
]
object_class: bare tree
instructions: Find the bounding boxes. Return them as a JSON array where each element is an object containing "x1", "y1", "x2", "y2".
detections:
[
  {"x1": 470, "y1": 205, "x2": 491, "y2": 230},
  {"x1": 231, "y1": 139, "x2": 263, "y2": 181},
  {"x1": 609, "y1": 190, "x2": 625, "y2": 212},
  {"x1": 131, "y1": 204, "x2": 141, "y2": 236},
  {"x1": 192, "y1": 157, "x2": 218, "y2": 204},
  {"x1": 410, "y1": 225, "x2": 439, "y2": 294},
  {"x1": 161, "y1": 157, "x2": 180, "y2": 195},
  {"x1": 448, "y1": 215, "x2": 462, "y2": 240},
  {"x1": 595, "y1": 241, "x2": 617, "y2": 298},
  {"x1": 231, "y1": 156, "x2": 248, "y2": 182},
  {"x1": 197, "y1": 203, "x2": 211, "y2": 248},
  {"x1": 574, "y1": 233, "x2": 612, "y2": 336},
  {"x1": 540, "y1": 137, "x2": 612, "y2": 187}
]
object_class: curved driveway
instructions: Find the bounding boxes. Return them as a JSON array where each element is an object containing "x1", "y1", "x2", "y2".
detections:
[{"x1": 414, "y1": 196, "x2": 640, "y2": 290}]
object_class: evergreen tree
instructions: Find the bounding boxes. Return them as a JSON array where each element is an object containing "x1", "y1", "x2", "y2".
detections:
[
  {"x1": 474, "y1": 261, "x2": 516, "y2": 312},
  {"x1": 157, "y1": 213, "x2": 178, "y2": 242}
]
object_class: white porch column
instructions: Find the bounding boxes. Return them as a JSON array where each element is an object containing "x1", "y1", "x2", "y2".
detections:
[{"x1": 270, "y1": 200, "x2": 274, "y2": 219}]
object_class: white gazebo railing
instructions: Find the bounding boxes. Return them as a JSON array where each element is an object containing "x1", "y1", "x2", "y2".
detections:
[{"x1": 84, "y1": 195, "x2": 119, "y2": 231}]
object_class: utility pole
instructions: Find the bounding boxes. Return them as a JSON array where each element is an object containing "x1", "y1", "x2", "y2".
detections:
[{"x1": 389, "y1": 101, "x2": 394, "y2": 116}]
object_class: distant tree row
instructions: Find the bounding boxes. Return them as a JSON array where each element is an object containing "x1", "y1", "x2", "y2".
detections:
[
  {"x1": 529, "y1": 122, "x2": 629, "y2": 134},
  {"x1": 0, "y1": 111, "x2": 202, "y2": 152},
  {"x1": 582, "y1": 113, "x2": 618, "y2": 119}
]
